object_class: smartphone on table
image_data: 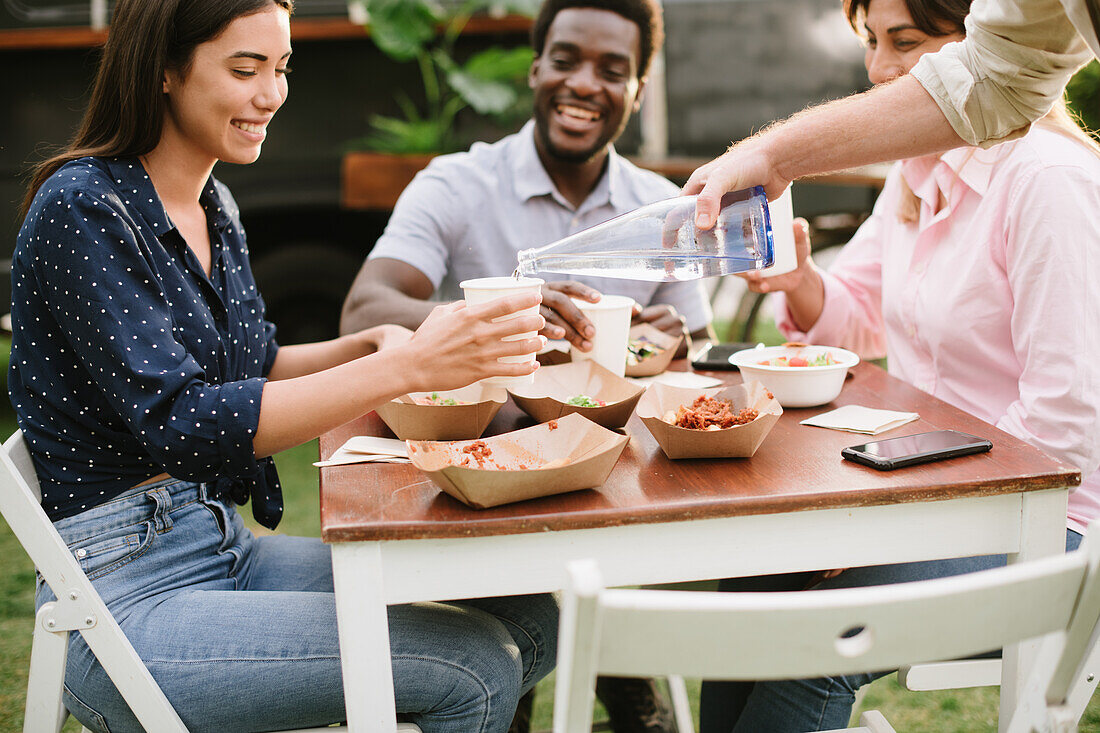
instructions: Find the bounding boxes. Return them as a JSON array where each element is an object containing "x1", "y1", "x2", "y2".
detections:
[
  {"x1": 690, "y1": 342, "x2": 757, "y2": 371},
  {"x1": 841, "y1": 430, "x2": 993, "y2": 470}
]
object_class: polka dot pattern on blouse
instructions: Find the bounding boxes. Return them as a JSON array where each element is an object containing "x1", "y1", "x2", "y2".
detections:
[{"x1": 7, "y1": 156, "x2": 284, "y2": 529}]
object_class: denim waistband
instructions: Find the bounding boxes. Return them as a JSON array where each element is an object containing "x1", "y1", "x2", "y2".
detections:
[{"x1": 51, "y1": 478, "x2": 228, "y2": 542}]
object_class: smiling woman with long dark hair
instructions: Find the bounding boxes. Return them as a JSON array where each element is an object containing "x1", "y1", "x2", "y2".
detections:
[{"x1": 10, "y1": 1, "x2": 557, "y2": 730}]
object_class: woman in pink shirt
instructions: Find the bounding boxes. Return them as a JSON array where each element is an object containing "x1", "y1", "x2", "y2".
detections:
[{"x1": 700, "y1": 0, "x2": 1100, "y2": 730}]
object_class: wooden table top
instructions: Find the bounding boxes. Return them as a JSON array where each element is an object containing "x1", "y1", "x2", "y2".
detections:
[{"x1": 319, "y1": 362, "x2": 1079, "y2": 543}]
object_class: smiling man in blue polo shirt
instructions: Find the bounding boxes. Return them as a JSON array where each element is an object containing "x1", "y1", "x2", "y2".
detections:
[{"x1": 340, "y1": 0, "x2": 714, "y2": 362}]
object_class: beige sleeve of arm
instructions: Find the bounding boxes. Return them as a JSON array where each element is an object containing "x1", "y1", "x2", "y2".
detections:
[{"x1": 909, "y1": 0, "x2": 1093, "y2": 147}]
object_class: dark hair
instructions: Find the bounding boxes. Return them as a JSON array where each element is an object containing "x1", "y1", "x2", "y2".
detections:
[
  {"x1": 844, "y1": 0, "x2": 970, "y2": 37},
  {"x1": 21, "y1": 0, "x2": 293, "y2": 217},
  {"x1": 530, "y1": 0, "x2": 663, "y2": 79}
]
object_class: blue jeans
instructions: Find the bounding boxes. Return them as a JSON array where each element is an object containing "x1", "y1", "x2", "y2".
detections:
[
  {"x1": 698, "y1": 529, "x2": 1083, "y2": 733},
  {"x1": 35, "y1": 479, "x2": 558, "y2": 733}
]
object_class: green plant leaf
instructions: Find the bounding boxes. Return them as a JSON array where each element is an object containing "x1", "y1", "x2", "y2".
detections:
[
  {"x1": 477, "y1": 0, "x2": 540, "y2": 15},
  {"x1": 367, "y1": 0, "x2": 442, "y2": 62},
  {"x1": 1066, "y1": 60, "x2": 1100, "y2": 140},
  {"x1": 463, "y1": 46, "x2": 534, "y2": 82},
  {"x1": 354, "y1": 0, "x2": 536, "y2": 153},
  {"x1": 362, "y1": 114, "x2": 449, "y2": 154},
  {"x1": 446, "y1": 69, "x2": 517, "y2": 115},
  {"x1": 441, "y1": 47, "x2": 532, "y2": 115}
]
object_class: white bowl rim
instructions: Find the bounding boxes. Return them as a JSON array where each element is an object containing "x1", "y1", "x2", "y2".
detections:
[{"x1": 729, "y1": 344, "x2": 860, "y2": 371}]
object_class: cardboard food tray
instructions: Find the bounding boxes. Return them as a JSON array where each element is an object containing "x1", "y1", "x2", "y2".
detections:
[
  {"x1": 375, "y1": 383, "x2": 507, "y2": 441},
  {"x1": 508, "y1": 360, "x2": 645, "y2": 429},
  {"x1": 623, "y1": 323, "x2": 683, "y2": 377},
  {"x1": 537, "y1": 339, "x2": 572, "y2": 366},
  {"x1": 637, "y1": 380, "x2": 782, "y2": 459},
  {"x1": 407, "y1": 413, "x2": 629, "y2": 508}
]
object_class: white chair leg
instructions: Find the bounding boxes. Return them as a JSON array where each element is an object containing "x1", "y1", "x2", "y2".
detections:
[
  {"x1": 24, "y1": 603, "x2": 69, "y2": 733},
  {"x1": 666, "y1": 675, "x2": 694, "y2": 733},
  {"x1": 1067, "y1": 636, "x2": 1100, "y2": 723}
]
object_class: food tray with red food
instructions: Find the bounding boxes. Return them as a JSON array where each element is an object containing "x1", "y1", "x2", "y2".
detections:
[{"x1": 637, "y1": 381, "x2": 782, "y2": 459}]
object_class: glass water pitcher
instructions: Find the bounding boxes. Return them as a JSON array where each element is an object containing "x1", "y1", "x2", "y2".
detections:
[{"x1": 516, "y1": 186, "x2": 776, "y2": 282}]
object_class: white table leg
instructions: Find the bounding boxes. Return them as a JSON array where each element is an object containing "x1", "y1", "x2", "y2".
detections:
[
  {"x1": 1000, "y1": 488, "x2": 1069, "y2": 731},
  {"x1": 332, "y1": 542, "x2": 397, "y2": 733}
]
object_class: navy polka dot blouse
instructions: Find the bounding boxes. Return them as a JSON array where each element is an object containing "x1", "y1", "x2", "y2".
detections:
[{"x1": 8, "y1": 157, "x2": 285, "y2": 529}]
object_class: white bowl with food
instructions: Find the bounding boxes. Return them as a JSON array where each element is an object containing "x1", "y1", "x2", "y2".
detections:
[{"x1": 728, "y1": 343, "x2": 860, "y2": 408}]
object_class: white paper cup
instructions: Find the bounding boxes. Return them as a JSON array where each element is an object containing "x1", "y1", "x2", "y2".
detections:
[
  {"x1": 570, "y1": 294, "x2": 635, "y2": 377},
  {"x1": 759, "y1": 185, "x2": 796, "y2": 276},
  {"x1": 460, "y1": 276, "x2": 544, "y2": 387}
]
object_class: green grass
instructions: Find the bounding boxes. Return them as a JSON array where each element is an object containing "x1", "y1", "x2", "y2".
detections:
[{"x1": 2, "y1": 330, "x2": 1100, "y2": 732}]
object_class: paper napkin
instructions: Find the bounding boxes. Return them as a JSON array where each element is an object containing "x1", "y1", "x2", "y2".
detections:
[
  {"x1": 313, "y1": 435, "x2": 411, "y2": 467},
  {"x1": 800, "y1": 405, "x2": 919, "y2": 435},
  {"x1": 629, "y1": 371, "x2": 725, "y2": 389}
]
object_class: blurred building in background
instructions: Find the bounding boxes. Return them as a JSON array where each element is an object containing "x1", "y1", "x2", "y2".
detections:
[{"x1": 0, "y1": 0, "x2": 869, "y2": 342}]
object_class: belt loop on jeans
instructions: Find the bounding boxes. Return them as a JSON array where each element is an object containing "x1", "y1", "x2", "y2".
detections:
[{"x1": 146, "y1": 487, "x2": 174, "y2": 533}]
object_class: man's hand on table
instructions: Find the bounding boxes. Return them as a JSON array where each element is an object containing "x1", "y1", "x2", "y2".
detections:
[
  {"x1": 539, "y1": 281, "x2": 695, "y2": 358},
  {"x1": 539, "y1": 281, "x2": 600, "y2": 353}
]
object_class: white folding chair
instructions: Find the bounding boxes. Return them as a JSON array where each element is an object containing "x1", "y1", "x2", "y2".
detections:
[
  {"x1": 553, "y1": 528, "x2": 1100, "y2": 733},
  {"x1": 898, "y1": 643, "x2": 1100, "y2": 723},
  {"x1": 0, "y1": 430, "x2": 420, "y2": 733},
  {"x1": 895, "y1": 537, "x2": 1100, "y2": 726}
]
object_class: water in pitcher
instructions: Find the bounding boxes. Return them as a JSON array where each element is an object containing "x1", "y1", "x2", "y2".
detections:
[{"x1": 514, "y1": 186, "x2": 776, "y2": 282}]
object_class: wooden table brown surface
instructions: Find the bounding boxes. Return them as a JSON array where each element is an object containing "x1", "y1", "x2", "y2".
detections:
[{"x1": 319, "y1": 361, "x2": 1079, "y2": 733}]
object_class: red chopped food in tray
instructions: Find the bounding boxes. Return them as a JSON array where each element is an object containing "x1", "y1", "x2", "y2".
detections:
[
  {"x1": 462, "y1": 440, "x2": 493, "y2": 467},
  {"x1": 441, "y1": 440, "x2": 567, "y2": 471},
  {"x1": 663, "y1": 395, "x2": 759, "y2": 430},
  {"x1": 548, "y1": 420, "x2": 558, "y2": 430}
]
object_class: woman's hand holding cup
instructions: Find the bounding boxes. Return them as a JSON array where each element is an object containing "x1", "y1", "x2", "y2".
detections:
[
  {"x1": 404, "y1": 292, "x2": 546, "y2": 391},
  {"x1": 739, "y1": 217, "x2": 827, "y2": 334},
  {"x1": 741, "y1": 217, "x2": 816, "y2": 294}
]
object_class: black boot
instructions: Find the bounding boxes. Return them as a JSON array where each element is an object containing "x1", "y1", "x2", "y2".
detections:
[{"x1": 595, "y1": 676, "x2": 676, "y2": 733}]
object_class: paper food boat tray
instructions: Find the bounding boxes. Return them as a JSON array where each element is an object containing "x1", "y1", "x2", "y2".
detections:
[
  {"x1": 407, "y1": 413, "x2": 629, "y2": 508},
  {"x1": 376, "y1": 382, "x2": 507, "y2": 441},
  {"x1": 507, "y1": 360, "x2": 644, "y2": 429},
  {"x1": 637, "y1": 380, "x2": 782, "y2": 459},
  {"x1": 624, "y1": 323, "x2": 683, "y2": 377}
]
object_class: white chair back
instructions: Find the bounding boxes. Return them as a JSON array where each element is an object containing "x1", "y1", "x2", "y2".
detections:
[
  {"x1": 553, "y1": 526, "x2": 1100, "y2": 733},
  {"x1": 0, "y1": 431, "x2": 418, "y2": 733},
  {"x1": 0, "y1": 431, "x2": 188, "y2": 732}
]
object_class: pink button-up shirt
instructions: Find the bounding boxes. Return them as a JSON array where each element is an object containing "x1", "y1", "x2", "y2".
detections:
[{"x1": 776, "y1": 127, "x2": 1100, "y2": 534}]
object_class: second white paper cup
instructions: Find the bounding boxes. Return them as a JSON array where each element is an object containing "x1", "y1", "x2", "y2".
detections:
[
  {"x1": 571, "y1": 294, "x2": 635, "y2": 377},
  {"x1": 759, "y1": 185, "x2": 796, "y2": 277},
  {"x1": 460, "y1": 276, "x2": 544, "y2": 387}
]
